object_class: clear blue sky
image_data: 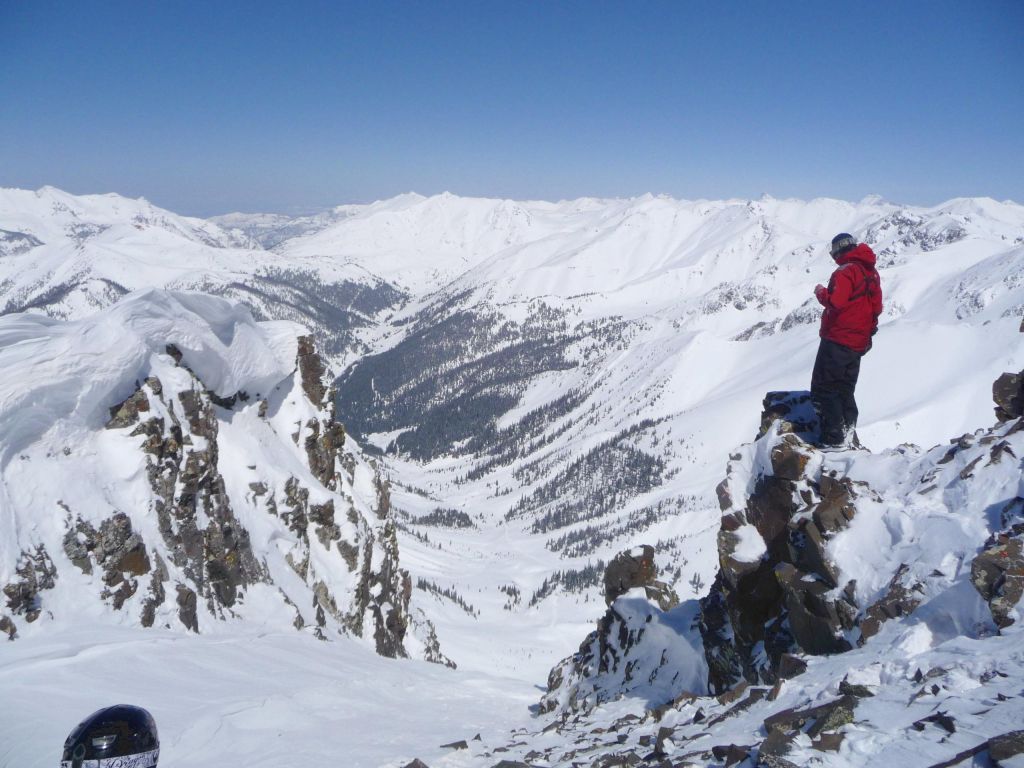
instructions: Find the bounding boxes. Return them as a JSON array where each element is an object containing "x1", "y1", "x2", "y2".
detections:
[{"x1": 2, "y1": 1, "x2": 1022, "y2": 215}]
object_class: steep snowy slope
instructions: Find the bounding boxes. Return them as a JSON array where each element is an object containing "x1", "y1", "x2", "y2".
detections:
[
  {"x1": 0, "y1": 289, "x2": 440, "y2": 662},
  {"x1": 0, "y1": 187, "x2": 404, "y2": 360}
]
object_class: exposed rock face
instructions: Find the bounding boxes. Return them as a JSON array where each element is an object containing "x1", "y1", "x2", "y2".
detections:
[
  {"x1": 304, "y1": 418, "x2": 346, "y2": 490},
  {"x1": 348, "y1": 517, "x2": 410, "y2": 657},
  {"x1": 61, "y1": 513, "x2": 153, "y2": 610},
  {"x1": 133, "y1": 374, "x2": 266, "y2": 622},
  {"x1": 297, "y1": 334, "x2": 328, "y2": 406}
]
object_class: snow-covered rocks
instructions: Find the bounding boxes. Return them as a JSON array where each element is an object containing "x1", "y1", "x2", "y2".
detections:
[
  {"x1": 512, "y1": 373, "x2": 1024, "y2": 767},
  {"x1": 539, "y1": 546, "x2": 702, "y2": 716},
  {"x1": 0, "y1": 290, "x2": 420, "y2": 660}
]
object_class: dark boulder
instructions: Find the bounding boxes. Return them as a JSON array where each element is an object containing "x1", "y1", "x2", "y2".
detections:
[
  {"x1": 712, "y1": 744, "x2": 752, "y2": 767},
  {"x1": 993, "y1": 370, "x2": 1024, "y2": 422},
  {"x1": 763, "y1": 695, "x2": 858, "y2": 739}
]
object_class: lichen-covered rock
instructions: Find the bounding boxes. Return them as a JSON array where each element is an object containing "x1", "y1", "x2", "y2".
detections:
[
  {"x1": 763, "y1": 695, "x2": 859, "y2": 740},
  {"x1": 106, "y1": 388, "x2": 151, "y2": 429},
  {"x1": 971, "y1": 529, "x2": 1024, "y2": 629}
]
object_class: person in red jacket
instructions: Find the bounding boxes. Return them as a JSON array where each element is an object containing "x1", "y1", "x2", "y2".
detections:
[{"x1": 811, "y1": 233, "x2": 883, "y2": 448}]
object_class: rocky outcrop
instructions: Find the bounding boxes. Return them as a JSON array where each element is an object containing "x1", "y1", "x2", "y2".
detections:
[
  {"x1": 2, "y1": 545, "x2": 57, "y2": 637},
  {"x1": 129, "y1": 374, "x2": 266, "y2": 624},
  {"x1": 972, "y1": 525, "x2": 1024, "y2": 629},
  {"x1": 540, "y1": 544, "x2": 694, "y2": 714},
  {"x1": 297, "y1": 334, "x2": 328, "y2": 406},
  {"x1": 700, "y1": 398, "x2": 871, "y2": 693},
  {"x1": 604, "y1": 545, "x2": 678, "y2": 612},
  {"x1": 522, "y1": 367, "x2": 1024, "y2": 765},
  {"x1": 62, "y1": 512, "x2": 152, "y2": 610}
]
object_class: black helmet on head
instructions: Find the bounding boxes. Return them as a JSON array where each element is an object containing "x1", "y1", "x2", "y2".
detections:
[
  {"x1": 61, "y1": 705, "x2": 159, "y2": 768},
  {"x1": 830, "y1": 233, "x2": 858, "y2": 259}
]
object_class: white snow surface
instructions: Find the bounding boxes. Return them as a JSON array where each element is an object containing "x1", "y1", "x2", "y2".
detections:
[
  {"x1": 0, "y1": 289, "x2": 295, "y2": 463},
  {"x1": 0, "y1": 625, "x2": 537, "y2": 768},
  {"x1": 1, "y1": 187, "x2": 1024, "y2": 766}
]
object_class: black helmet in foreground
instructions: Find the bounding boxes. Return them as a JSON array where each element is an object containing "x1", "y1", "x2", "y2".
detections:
[
  {"x1": 61, "y1": 705, "x2": 159, "y2": 768},
  {"x1": 830, "y1": 232, "x2": 858, "y2": 259}
]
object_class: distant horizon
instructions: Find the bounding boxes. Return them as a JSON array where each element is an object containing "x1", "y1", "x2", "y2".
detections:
[
  {"x1": 3, "y1": 2, "x2": 1022, "y2": 217},
  {"x1": 7, "y1": 182, "x2": 1022, "y2": 220}
]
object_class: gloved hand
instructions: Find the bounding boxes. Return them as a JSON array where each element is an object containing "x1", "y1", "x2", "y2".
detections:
[{"x1": 814, "y1": 284, "x2": 828, "y2": 304}]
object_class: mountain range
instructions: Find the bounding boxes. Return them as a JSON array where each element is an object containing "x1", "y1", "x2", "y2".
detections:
[{"x1": 1, "y1": 185, "x2": 1023, "y2": 767}]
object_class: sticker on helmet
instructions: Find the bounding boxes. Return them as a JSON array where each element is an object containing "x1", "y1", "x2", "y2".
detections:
[{"x1": 61, "y1": 749, "x2": 159, "y2": 768}]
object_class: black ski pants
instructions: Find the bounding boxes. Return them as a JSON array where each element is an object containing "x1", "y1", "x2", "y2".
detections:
[{"x1": 810, "y1": 339, "x2": 863, "y2": 446}]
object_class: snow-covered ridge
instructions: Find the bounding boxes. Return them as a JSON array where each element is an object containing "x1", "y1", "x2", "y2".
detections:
[
  {"x1": 0, "y1": 186, "x2": 405, "y2": 362},
  {"x1": 0, "y1": 290, "x2": 440, "y2": 663},
  {"x1": 0, "y1": 289, "x2": 296, "y2": 464}
]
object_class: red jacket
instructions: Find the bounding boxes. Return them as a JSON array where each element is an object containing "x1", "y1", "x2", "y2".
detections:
[{"x1": 816, "y1": 243, "x2": 883, "y2": 353}]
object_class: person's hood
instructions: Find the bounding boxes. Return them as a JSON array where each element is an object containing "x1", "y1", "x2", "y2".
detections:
[{"x1": 836, "y1": 243, "x2": 877, "y2": 268}]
